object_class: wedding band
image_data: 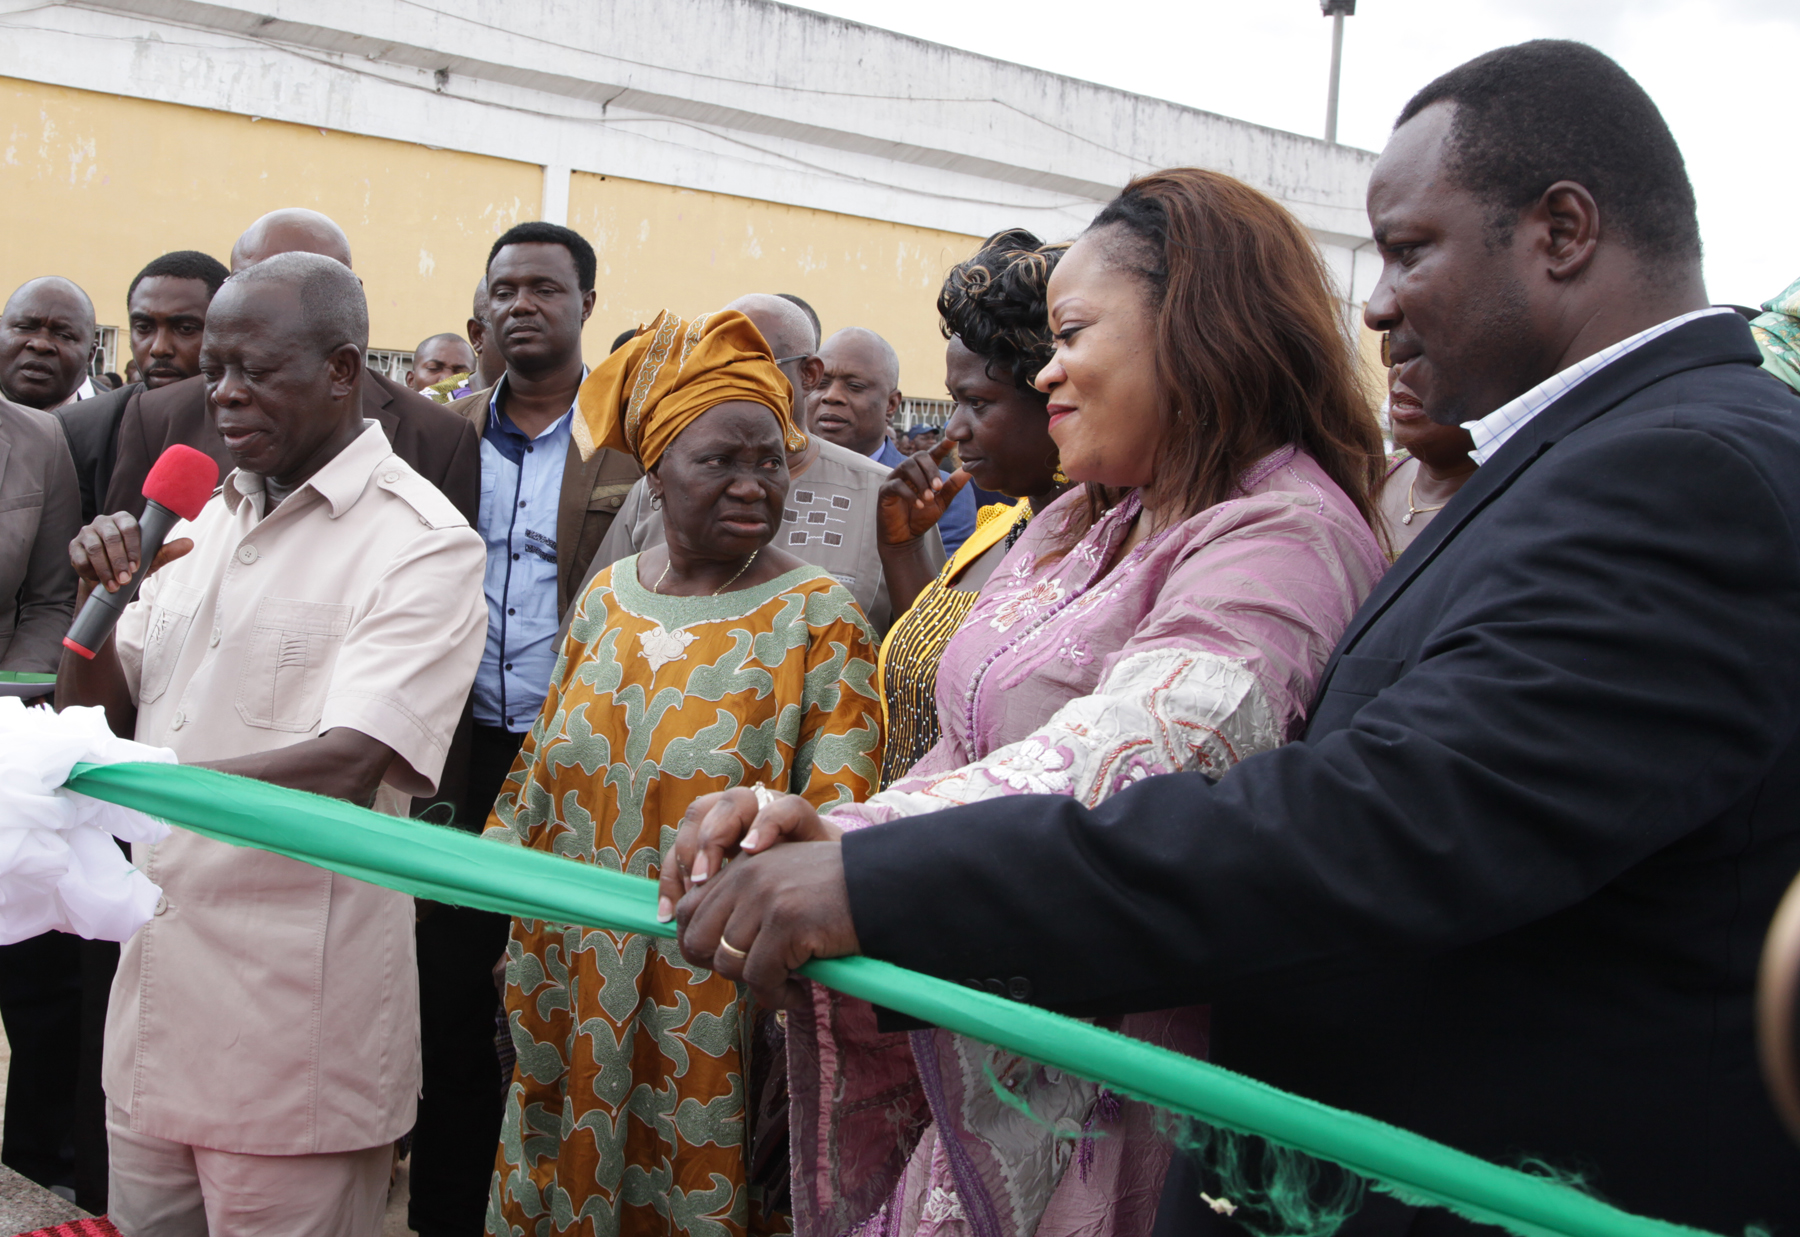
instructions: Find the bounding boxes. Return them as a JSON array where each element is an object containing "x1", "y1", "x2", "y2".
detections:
[
  {"x1": 717, "y1": 937, "x2": 749, "y2": 961},
  {"x1": 752, "y1": 784, "x2": 778, "y2": 811}
]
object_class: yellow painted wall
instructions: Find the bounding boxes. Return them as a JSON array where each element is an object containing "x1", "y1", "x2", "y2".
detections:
[
  {"x1": 0, "y1": 78, "x2": 540, "y2": 357},
  {"x1": 569, "y1": 173, "x2": 981, "y2": 396},
  {"x1": 0, "y1": 77, "x2": 1373, "y2": 408}
]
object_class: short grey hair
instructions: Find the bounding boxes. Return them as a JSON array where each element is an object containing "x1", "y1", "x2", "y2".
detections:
[{"x1": 224, "y1": 251, "x2": 368, "y2": 356}]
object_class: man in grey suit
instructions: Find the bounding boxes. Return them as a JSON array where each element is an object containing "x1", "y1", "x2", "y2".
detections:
[{"x1": 0, "y1": 394, "x2": 79, "y2": 672}]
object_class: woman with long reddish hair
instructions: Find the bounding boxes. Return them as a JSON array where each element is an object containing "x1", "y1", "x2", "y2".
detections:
[{"x1": 665, "y1": 168, "x2": 1390, "y2": 1237}]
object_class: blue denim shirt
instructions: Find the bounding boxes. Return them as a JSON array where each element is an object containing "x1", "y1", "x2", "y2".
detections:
[
  {"x1": 873, "y1": 437, "x2": 976, "y2": 555},
  {"x1": 473, "y1": 375, "x2": 578, "y2": 731}
]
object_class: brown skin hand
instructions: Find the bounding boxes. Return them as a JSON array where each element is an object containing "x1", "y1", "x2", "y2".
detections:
[
  {"x1": 880, "y1": 336, "x2": 1066, "y2": 611},
  {"x1": 876, "y1": 435, "x2": 970, "y2": 612},
  {"x1": 637, "y1": 401, "x2": 805, "y2": 596},
  {"x1": 129, "y1": 276, "x2": 213, "y2": 390},
  {"x1": 57, "y1": 275, "x2": 397, "y2": 805},
  {"x1": 675, "y1": 839, "x2": 860, "y2": 1010},
  {"x1": 487, "y1": 242, "x2": 594, "y2": 437},
  {"x1": 1364, "y1": 100, "x2": 1708, "y2": 428}
]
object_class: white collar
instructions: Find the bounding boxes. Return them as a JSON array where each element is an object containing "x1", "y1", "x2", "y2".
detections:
[{"x1": 1463, "y1": 307, "x2": 1735, "y2": 465}]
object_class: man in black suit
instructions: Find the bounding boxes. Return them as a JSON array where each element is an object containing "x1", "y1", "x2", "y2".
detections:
[
  {"x1": 672, "y1": 41, "x2": 1800, "y2": 1236},
  {"x1": 102, "y1": 209, "x2": 479, "y2": 523},
  {"x1": 57, "y1": 250, "x2": 229, "y2": 523}
]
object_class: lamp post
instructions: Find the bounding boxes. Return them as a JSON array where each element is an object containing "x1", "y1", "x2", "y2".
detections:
[{"x1": 1322, "y1": 0, "x2": 1356, "y2": 144}]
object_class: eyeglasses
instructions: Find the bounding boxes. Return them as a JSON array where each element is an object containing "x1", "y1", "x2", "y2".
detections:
[{"x1": 773, "y1": 354, "x2": 813, "y2": 367}]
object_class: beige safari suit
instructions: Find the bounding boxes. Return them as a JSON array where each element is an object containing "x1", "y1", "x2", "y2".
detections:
[{"x1": 104, "y1": 423, "x2": 485, "y2": 1188}]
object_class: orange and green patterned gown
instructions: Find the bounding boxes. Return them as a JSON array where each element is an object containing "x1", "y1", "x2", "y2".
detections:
[{"x1": 485, "y1": 558, "x2": 883, "y2": 1237}]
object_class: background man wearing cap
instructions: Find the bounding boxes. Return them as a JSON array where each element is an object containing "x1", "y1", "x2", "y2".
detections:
[
  {"x1": 102, "y1": 208, "x2": 479, "y2": 523},
  {"x1": 58, "y1": 251, "x2": 485, "y2": 1235}
]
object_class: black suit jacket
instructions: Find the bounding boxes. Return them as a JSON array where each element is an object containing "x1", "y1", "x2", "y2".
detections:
[
  {"x1": 54, "y1": 381, "x2": 138, "y2": 524},
  {"x1": 841, "y1": 314, "x2": 1800, "y2": 1235},
  {"x1": 102, "y1": 370, "x2": 480, "y2": 524}
]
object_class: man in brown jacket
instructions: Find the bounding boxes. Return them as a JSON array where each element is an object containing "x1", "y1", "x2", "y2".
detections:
[
  {"x1": 415, "y1": 220, "x2": 637, "y2": 1237},
  {"x1": 102, "y1": 209, "x2": 479, "y2": 523}
]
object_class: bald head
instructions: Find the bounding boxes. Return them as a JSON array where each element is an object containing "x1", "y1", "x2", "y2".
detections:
[
  {"x1": 810, "y1": 327, "x2": 902, "y2": 456},
  {"x1": 0, "y1": 276, "x2": 98, "y2": 408},
  {"x1": 726, "y1": 293, "x2": 814, "y2": 361},
  {"x1": 820, "y1": 327, "x2": 899, "y2": 392},
  {"x1": 232, "y1": 209, "x2": 353, "y2": 272}
]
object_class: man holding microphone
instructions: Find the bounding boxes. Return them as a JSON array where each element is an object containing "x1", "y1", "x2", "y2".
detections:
[{"x1": 58, "y1": 252, "x2": 486, "y2": 1235}]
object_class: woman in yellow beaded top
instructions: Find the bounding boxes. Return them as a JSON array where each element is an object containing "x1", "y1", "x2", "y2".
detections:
[{"x1": 874, "y1": 230, "x2": 1071, "y2": 786}]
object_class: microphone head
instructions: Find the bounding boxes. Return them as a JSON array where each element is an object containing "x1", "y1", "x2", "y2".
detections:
[{"x1": 141, "y1": 445, "x2": 220, "y2": 521}]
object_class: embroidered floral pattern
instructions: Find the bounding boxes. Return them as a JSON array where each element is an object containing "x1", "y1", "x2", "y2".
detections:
[
  {"x1": 985, "y1": 577, "x2": 1065, "y2": 633},
  {"x1": 638, "y1": 623, "x2": 697, "y2": 672}
]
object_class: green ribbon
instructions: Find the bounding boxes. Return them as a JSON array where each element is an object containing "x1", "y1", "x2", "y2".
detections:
[
  {"x1": 63, "y1": 760, "x2": 1717, "y2": 1237},
  {"x1": 0, "y1": 672, "x2": 57, "y2": 684}
]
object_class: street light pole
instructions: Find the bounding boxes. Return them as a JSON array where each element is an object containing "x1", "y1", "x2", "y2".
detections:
[{"x1": 1322, "y1": 0, "x2": 1356, "y2": 145}]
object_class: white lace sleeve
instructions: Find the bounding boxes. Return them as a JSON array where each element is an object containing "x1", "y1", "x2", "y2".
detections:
[{"x1": 859, "y1": 645, "x2": 1281, "y2": 820}]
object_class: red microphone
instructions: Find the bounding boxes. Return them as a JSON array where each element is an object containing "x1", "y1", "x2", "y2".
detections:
[{"x1": 63, "y1": 445, "x2": 219, "y2": 660}]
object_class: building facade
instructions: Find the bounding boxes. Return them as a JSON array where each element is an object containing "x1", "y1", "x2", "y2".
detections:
[{"x1": 0, "y1": 0, "x2": 1382, "y2": 396}]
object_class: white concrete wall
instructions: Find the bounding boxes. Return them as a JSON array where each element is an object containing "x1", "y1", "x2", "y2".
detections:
[{"x1": 0, "y1": 0, "x2": 1383, "y2": 308}]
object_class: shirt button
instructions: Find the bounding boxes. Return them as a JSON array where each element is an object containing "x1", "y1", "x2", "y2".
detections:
[
  {"x1": 171, "y1": 711, "x2": 186, "y2": 730},
  {"x1": 237, "y1": 545, "x2": 259, "y2": 565},
  {"x1": 519, "y1": 500, "x2": 527, "y2": 508},
  {"x1": 154, "y1": 895, "x2": 168, "y2": 916},
  {"x1": 507, "y1": 608, "x2": 515, "y2": 616},
  {"x1": 208, "y1": 628, "x2": 220, "y2": 647},
  {"x1": 383, "y1": 471, "x2": 400, "y2": 483},
  {"x1": 512, "y1": 553, "x2": 520, "y2": 561},
  {"x1": 526, "y1": 446, "x2": 534, "y2": 454},
  {"x1": 505, "y1": 663, "x2": 513, "y2": 671}
]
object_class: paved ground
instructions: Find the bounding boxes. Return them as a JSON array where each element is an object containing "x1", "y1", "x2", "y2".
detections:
[{"x1": 0, "y1": 1019, "x2": 419, "y2": 1235}]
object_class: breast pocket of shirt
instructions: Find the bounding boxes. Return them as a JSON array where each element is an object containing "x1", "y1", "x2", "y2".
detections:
[
  {"x1": 139, "y1": 582, "x2": 206, "y2": 706},
  {"x1": 235, "y1": 597, "x2": 354, "y2": 732},
  {"x1": 478, "y1": 469, "x2": 497, "y2": 534}
]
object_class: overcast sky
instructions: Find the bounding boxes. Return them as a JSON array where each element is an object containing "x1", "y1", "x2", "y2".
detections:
[{"x1": 799, "y1": 0, "x2": 1798, "y2": 311}]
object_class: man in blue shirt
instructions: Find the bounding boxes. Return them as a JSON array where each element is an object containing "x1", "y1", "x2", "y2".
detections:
[
  {"x1": 809, "y1": 326, "x2": 975, "y2": 554},
  {"x1": 426, "y1": 221, "x2": 638, "y2": 1237}
]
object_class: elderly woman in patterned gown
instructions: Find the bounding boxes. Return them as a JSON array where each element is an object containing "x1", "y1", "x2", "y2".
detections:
[
  {"x1": 484, "y1": 309, "x2": 884, "y2": 1237},
  {"x1": 663, "y1": 169, "x2": 1391, "y2": 1237}
]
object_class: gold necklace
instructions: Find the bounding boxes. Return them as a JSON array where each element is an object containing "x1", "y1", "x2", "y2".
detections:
[
  {"x1": 653, "y1": 550, "x2": 760, "y2": 596},
  {"x1": 1403, "y1": 477, "x2": 1448, "y2": 526}
]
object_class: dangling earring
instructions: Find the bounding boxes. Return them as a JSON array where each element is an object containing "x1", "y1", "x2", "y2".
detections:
[
  {"x1": 1053, "y1": 464, "x2": 1070, "y2": 485},
  {"x1": 650, "y1": 491, "x2": 663, "y2": 511}
]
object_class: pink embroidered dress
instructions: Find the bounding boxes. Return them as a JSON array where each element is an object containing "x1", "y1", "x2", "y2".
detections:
[{"x1": 786, "y1": 446, "x2": 1388, "y2": 1237}]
